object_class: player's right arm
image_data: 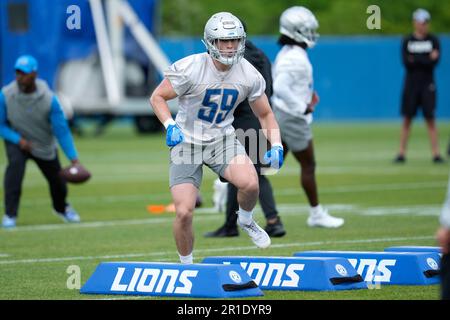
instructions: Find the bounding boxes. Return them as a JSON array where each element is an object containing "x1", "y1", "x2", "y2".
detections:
[
  {"x1": 402, "y1": 37, "x2": 415, "y2": 69},
  {"x1": 150, "y1": 78, "x2": 178, "y2": 127},
  {"x1": 150, "y1": 55, "x2": 194, "y2": 128},
  {"x1": 150, "y1": 78, "x2": 184, "y2": 147},
  {"x1": 0, "y1": 91, "x2": 31, "y2": 151}
]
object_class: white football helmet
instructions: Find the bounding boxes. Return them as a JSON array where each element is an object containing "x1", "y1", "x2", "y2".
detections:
[
  {"x1": 279, "y1": 6, "x2": 319, "y2": 48},
  {"x1": 203, "y1": 12, "x2": 246, "y2": 65}
]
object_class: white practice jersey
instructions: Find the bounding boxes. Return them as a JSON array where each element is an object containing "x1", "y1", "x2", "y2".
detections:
[
  {"x1": 271, "y1": 45, "x2": 313, "y2": 123},
  {"x1": 165, "y1": 53, "x2": 265, "y2": 144}
]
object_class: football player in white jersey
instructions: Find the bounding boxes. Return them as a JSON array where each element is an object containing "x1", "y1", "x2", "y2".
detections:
[
  {"x1": 272, "y1": 6, "x2": 344, "y2": 228},
  {"x1": 436, "y1": 174, "x2": 450, "y2": 299},
  {"x1": 150, "y1": 12, "x2": 284, "y2": 264}
]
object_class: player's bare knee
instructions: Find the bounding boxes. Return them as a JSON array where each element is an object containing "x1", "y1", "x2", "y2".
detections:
[
  {"x1": 241, "y1": 176, "x2": 259, "y2": 196},
  {"x1": 175, "y1": 206, "x2": 194, "y2": 224}
]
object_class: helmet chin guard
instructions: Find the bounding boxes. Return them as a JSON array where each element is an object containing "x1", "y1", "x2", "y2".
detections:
[{"x1": 203, "y1": 12, "x2": 246, "y2": 65}]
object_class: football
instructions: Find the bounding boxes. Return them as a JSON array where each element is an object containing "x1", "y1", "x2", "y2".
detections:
[{"x1": 59, "y1": 163, "x2": 91, "y2": 184}]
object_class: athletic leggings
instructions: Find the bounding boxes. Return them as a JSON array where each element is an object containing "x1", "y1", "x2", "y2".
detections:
[{"x1": 3, "y1": 141, "x2": 67, "y2": 217}]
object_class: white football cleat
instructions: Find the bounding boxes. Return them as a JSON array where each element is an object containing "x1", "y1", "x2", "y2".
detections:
[
  {"x1": 2, "y1": 215, "x2": 16, "y2": 228},
  {"x1": 238, "y1": 219, "x2": 271, "y2": 249},
  {"x1": 212, "y1": 178, "x2": 228, "y2": 213},
  {"x1": 307, "y1": 208, "x2": 344, "y2": 228},
  {"x1": 54, "y1": 205, "x2": 80, "y2": 223}
]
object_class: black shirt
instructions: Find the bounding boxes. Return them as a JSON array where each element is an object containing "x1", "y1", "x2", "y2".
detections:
[
  {"x1": 402, "y1": 33, "x2": 440, "y2": 83},
  {"x1": 233, "y1": 40, "x2": 273, "y2": 123}
]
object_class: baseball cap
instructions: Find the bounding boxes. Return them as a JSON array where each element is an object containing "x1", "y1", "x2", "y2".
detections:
[
  {"x1": 14, "y1": 55, "x2": 38, "y2": 74},
  {"x1": 413, "y1": 8, "x2": 431, "y2": 23}
]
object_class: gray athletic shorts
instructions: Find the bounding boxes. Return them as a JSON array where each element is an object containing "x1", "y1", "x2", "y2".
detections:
[
  {"x1": 169, "y1": 135, "x2": 246, "y2": 189},
  {"x1": 274, "y1": 108, "x2": 312, "y2": 152}
]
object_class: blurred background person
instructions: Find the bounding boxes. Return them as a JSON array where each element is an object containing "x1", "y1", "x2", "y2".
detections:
[
  {"x1": 205, "y1": 21, "x2": 285, "y2": 239},
  {"x1": 0, "y1": 55, "x2": 82, "y2": 228},
  {"x1": 395, "y1": 8, "x2": 444, "y2": 164},
  {"x1": 271, "y1": 6, "x2": 344, "y2": 228},
  {"x1": 436, "y1": 173, "x2": 450, "y2": 300}
]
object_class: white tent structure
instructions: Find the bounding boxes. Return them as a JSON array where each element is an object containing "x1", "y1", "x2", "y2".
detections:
[{"x1": 57, "y1": 0, "x2": 177, "y2": 132}]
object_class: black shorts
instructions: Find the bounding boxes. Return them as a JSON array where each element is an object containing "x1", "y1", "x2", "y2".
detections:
[{"x1": 401, "y1": 82, "x2": 436, "y2": 119}]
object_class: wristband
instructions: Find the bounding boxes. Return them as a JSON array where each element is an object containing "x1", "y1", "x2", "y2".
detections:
[
  {"x1": 272, "y1": 143, "x2": 283, "y2": 149},
  {"x1": 163, "y1": 118, "x2": 176, "y2": 129}
]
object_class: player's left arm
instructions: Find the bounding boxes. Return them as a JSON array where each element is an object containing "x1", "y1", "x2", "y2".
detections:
[
  {"x1": 430, "y1": 36, "x2": 440, "y2": 64},
  {"x1": 0, "y1": 92, "x2": 22, "y2": 144},
  {"x1": 414, "y1": 37, "x2": 440, "y2": 66},
  {"x1": 249, "y1": 94, "x2": 282, "y2": 147},
  {"x1": 305, "y1": 91, "x2": 320, "y2": 114},
  {"x1": 250, "y1": 94, "x2": 284, "y2": 169},
  {"x1": 49, "y1": 95, "x2": 79, "y2": 163}
]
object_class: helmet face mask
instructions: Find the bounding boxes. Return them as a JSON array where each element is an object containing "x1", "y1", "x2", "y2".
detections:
[
  {"x1": 203, "y1": 12, "x2": 246, "y2": 65},
  {"x1": 280, "y1": 6, "x2": 319, "y2": 48}
]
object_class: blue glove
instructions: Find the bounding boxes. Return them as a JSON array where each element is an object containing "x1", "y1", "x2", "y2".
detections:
[
  {"x1": 263, "y1": 144, "x2": 284, "y2": 170},
  {"x1": 166, "y1": 124, "x2": 184, "y2": 147}
]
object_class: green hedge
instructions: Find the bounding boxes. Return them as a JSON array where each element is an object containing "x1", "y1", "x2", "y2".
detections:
[{"x1": 160, "y1": 0, "x2": 450, "y2": 36}]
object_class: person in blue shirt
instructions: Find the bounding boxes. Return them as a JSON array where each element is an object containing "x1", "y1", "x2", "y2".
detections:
[{"x1": 0, "y1": 55, "x2": 82, "y2": 228}]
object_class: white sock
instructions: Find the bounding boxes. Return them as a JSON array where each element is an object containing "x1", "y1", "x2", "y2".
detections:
[
  {"x1": 179, "y1": 252, "x2": 193, "y2": 264},
  {"x1": 310, "y1": 204, "x2": 323, "y2": 217},
  {"x1": 238, "y1": 207, "x2": 253, "y2": 225}
]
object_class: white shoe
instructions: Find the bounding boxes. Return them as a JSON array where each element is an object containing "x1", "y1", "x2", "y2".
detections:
[
  {"x1": 2, "y1": 215, "x2": 16, "y2": 228},
  {"x1": 212, "y1": 178, "x2": 228, "y2": 213},
  {"x1": 54, "y1": 205, "x2": 80, "y2": 223},
  {"x1": 238, "y1": 219, "x2": 271, "y2": 249},
  {"x1": 307, "y1": 208, "x2": 344, "y2": 228}
]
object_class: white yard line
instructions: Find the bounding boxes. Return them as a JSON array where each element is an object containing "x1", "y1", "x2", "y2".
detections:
[
  {"x1": 0, "y1": 202, "x2": 441, "y2": 233},
  {"x1": 276, "y1": 181, "x2": 446, "y2": 196},
  {"x1": 0, "y1": 235, "x2": 434, "y2": 265},
  {"x1": 0, "y1": 204, "x2": 351, "y2": 233},
  {"x1": 2, "y1": 180, "x2": 444, "y2": 209},
  {"x1": 0, "y1": 215, "x2": 219, "y2": 232},
  {"x1": 276, "y1": 166, "x2": 447, "y2": 176},
  {"x1": 361, "y1": 205, "x2": 441, "y2": 216}
]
